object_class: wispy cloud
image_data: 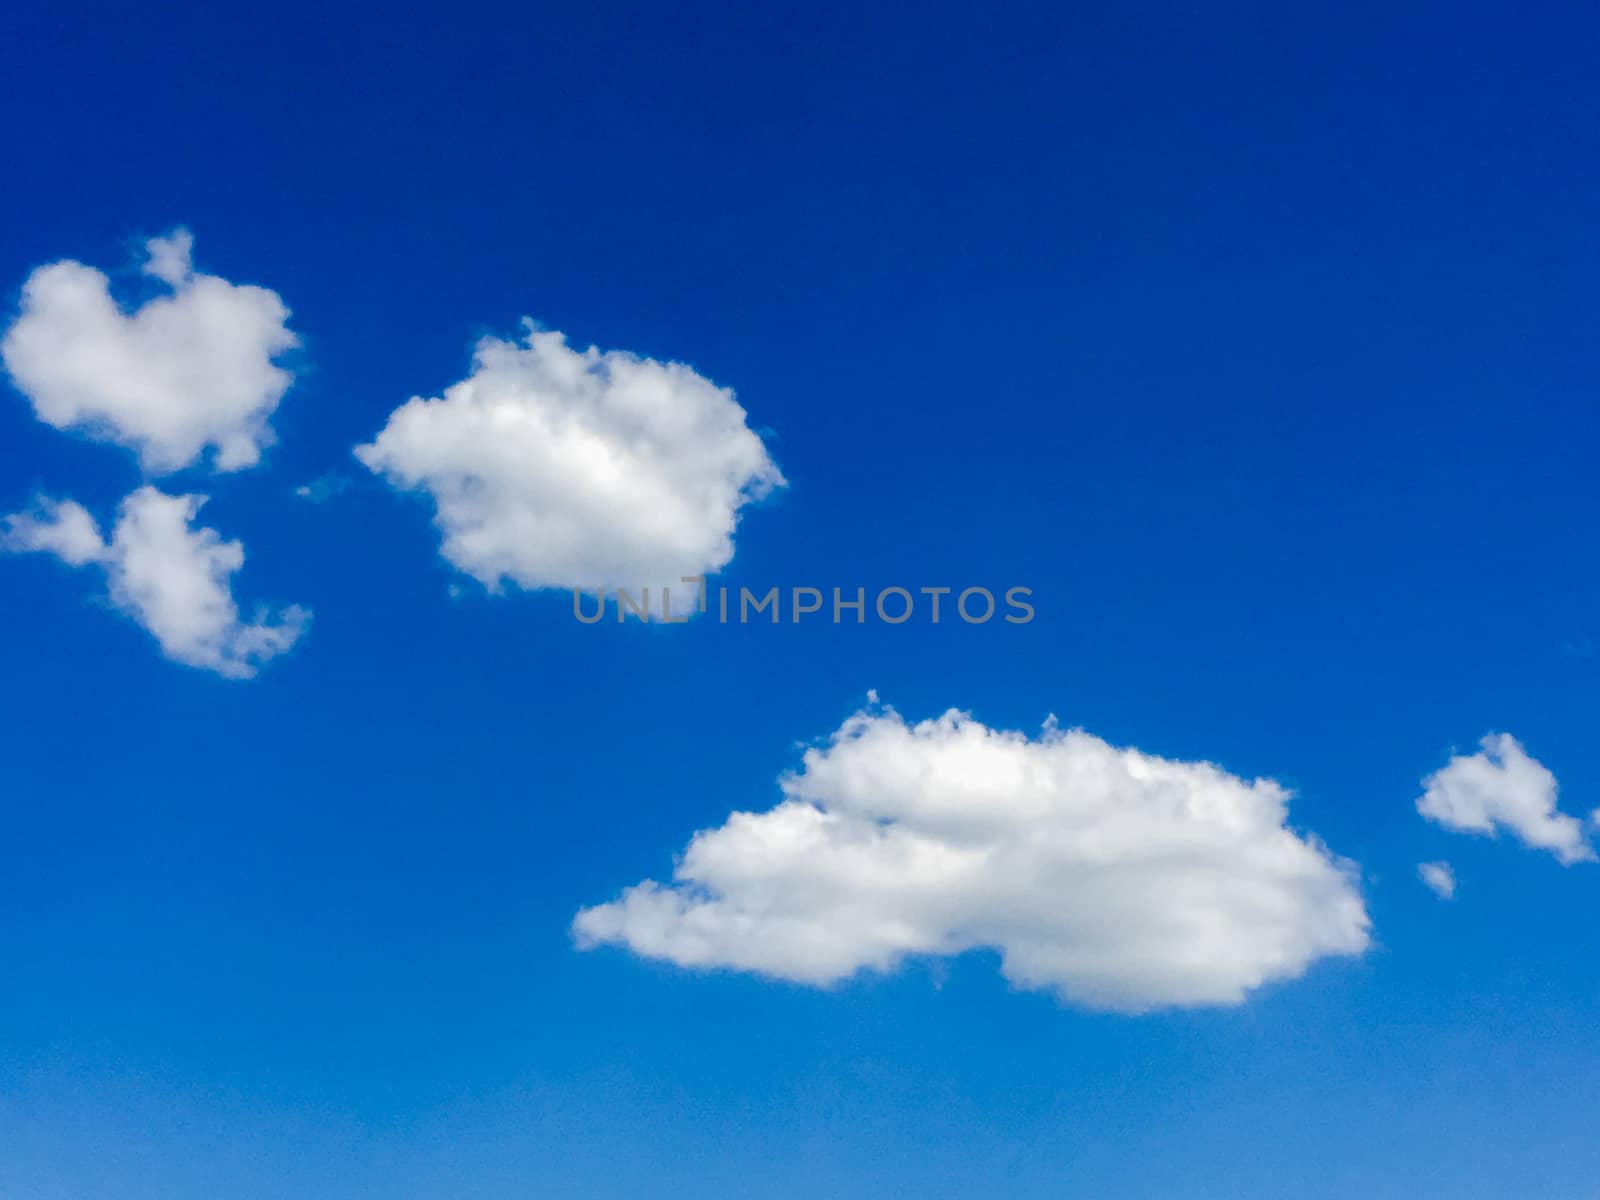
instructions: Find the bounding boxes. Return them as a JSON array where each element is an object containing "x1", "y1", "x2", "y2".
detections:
[
  {"x1": 1417, "y1": 861, "x2": 1456, "y2": 899},
  {"x1": 3, "y1": 488, "x2": 308, "y2": 678},
  {"x1": 293, "y1": 473, "x2": 352, "y2": 504}
]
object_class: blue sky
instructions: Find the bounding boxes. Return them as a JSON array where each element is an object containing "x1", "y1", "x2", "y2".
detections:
[{"x1": 2, "y1": 2, "x2": 1600, "y2": 1196}]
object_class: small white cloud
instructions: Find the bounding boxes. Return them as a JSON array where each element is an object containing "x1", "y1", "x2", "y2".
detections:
[
  {"x1": 1417, "y1": 861, "x2": 1456, "y2": 899},
  {"x1": 574, "y1": 700, "x2": 1370, "y2": 1014},
  {"x1": 143, "y1": 228, "x2": 195, "y2": 288},
  {"x1": 1, "y1": 496, "x2": 107, "y2": 567},
  {"x1": 356, "y1": 324, "x2": 782, "y2": 593},
  {"x1": 1416, "y1": 734, "x2": 1593, "y2": 865},
  {"x1": 293, "y1": 473, "x2": 351, "y2": 503},
  {"x1": 1, "y1": 230, "x2": 299, "y2": 473},
  {"x1": 3, "y1": 487, "x2": 308, "y2": 678}
]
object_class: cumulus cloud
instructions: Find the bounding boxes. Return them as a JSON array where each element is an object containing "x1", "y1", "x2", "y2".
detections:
[
  {"x1": 1, "y1": 229, "x2": 299, "y2": 473},
  {"x1": 1, "y1": 497, "x2": 106, "y2": 567},
  {"x1": 574, "y1": 700, "x2": 1370, "y2": 1014},
  {"x1": 356, "y1": 324, "x2": 782, "y2": 593},
  {"x1": 3, "y1": 488, "x2": 309, "y2": 678},
  {"x1": 1416, "y1": 734, "x2": 1594, "y2": 865},
  {"x1": 1417, "y1": 861, "x2": 1456, "y2": 899}
]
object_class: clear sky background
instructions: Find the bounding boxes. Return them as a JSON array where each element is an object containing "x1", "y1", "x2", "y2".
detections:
[{"x1": 2, "y1": 3, "x2": 1599, "y2": 1197}]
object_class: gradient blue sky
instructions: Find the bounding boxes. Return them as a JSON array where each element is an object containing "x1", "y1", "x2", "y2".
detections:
[{"x1": 3, "y1": 2, "x2": 1600, "y2": 1196}]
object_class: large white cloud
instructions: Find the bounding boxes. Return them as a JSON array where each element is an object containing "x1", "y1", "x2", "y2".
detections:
[
  {"x1": 3, "y1": 488, "x2": 309, "y2": 678},
  {"x1": 574, "y1": 700, "x2": 1370, "y2": 1013},
  {"x1": 1416, "y1": 733, "x2": 1595, "y2": 864},
  {"x1": 1, "y1": 230, "x2": 298, "y2": 473},
  {"x1": 355, "y1": 324, "x2": 783, "y2": 593}
]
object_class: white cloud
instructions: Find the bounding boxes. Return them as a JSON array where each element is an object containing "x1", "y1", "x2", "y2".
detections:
[
  {"x1": 356, "y1": 324, "x2": 783, "y2": 593},
  {"x1": 1416, "y1": 734, "x2": 1594, "y2": 865},
  {"x1": 1417, "y1": 861, "x2": 1456, "y2": 899},
  {"x1": 1, "y1": 229, "x2": 298, "y2": 473},
  {"x1": 1, "y1": 496, "x2": 106, "y2": 567},
  {"x1": 3, "y1": 487, "x2": 309, "y2": 678},
  {"x1": 293, "y1": 473, "x2": 351, "y2": 503},
  {"x1": 574, "y1": 700, "x2": 1370, "y2": 1014}
]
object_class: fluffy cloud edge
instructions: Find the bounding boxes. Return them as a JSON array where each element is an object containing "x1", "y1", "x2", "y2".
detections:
[
  {"x1": 3, "y1": 487, "x2": 309, "y2": 679},
  {"x1": 1416, "y1": 733, "x2": 1595, "y2": 865},
  {"x1": 1, "y1": 229, "x2": 299, "y2": 474},
  {"x1": 574, "y1": 699, "x2": 1371, "y2": 1014},
  {"x1": 356, "y1": 323, "x2": 783, "y2": 595}
]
